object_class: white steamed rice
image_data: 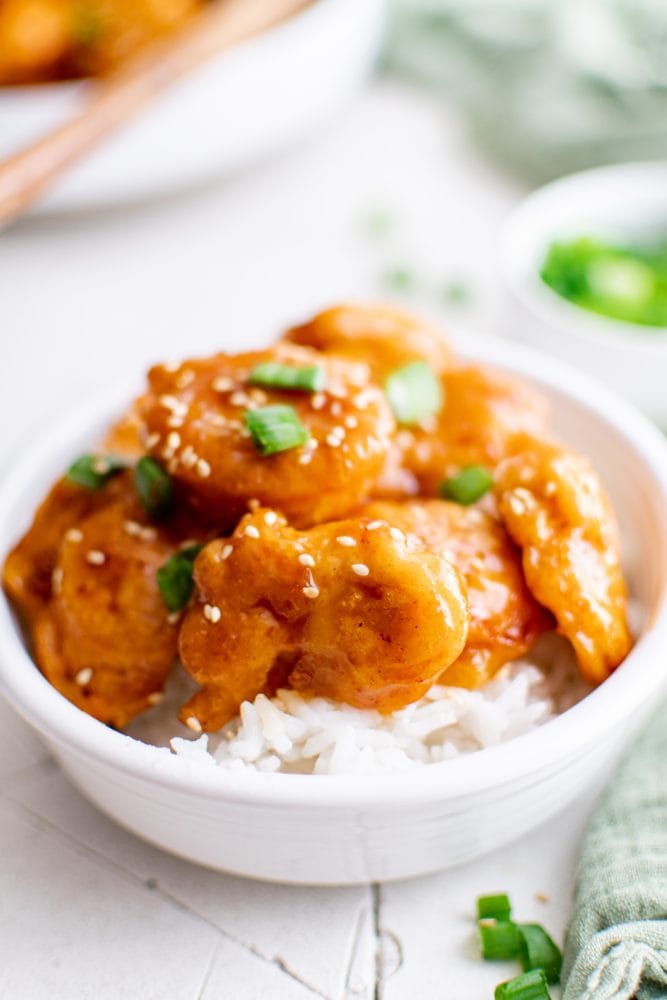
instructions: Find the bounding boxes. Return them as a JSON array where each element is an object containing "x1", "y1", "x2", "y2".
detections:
[{"x1": 128, "y1": 632, "x2": 591, "y2": 775}]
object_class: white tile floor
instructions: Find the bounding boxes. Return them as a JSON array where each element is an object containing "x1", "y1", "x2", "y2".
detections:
[{"x1": 0, "y1": 78, "x2": 595, "y2": 998}]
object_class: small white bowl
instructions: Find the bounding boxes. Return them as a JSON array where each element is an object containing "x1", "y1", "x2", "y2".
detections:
[
  {"x1": 1, "y1": 331, "x2": 667, "y2": 885},
  {"x1": 0, "y1": 0, "x2": 385, "y2": 214},
  {"x1": 501, "y1": 162, "x2": 667, "y2": 427}
]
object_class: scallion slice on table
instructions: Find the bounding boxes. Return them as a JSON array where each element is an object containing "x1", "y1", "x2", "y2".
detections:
[
  {"x1": 516, "y1": 924, "x2": 562, "y2": 984},
  {"x1": 494, "y1": 969, "x2": 552, "y2": 1000},
  {"x1": 134, "y1": 456, "x2": 174, "y2": 518},
  {"x1": 156, "y1": 544, "x2": 203, "y2": 612},
  {"x1": 66, "y1": 453, "x2": 127, "y2": 490},
  {"x1": 479, "y1": 921, "x2": 522, "y2": 961},
  {"x1": 440, "y1": 465, "x2": 493, "y2": 505},
  {"x1": 384, "y1": 360, "x2": 443, "y2": 425},
  {"x1": 477, "y1": 893, "x2": 513, "y2": 922},
  {"x1": 247, "y1": 362, "x2": 327, "y2": 393},
  {"x1": 244, "y1": 405, "x2": 310, "y2": 456}
]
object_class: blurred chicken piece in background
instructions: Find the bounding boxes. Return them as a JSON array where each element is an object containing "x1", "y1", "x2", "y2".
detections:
[{"x1": 0, "y1": 0, "x2": 201, "y2": 83}]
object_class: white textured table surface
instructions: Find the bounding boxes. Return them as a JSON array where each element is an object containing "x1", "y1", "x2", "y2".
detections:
[{"x1": 1, "y1": 79, "x2": 595, "y2": 999}]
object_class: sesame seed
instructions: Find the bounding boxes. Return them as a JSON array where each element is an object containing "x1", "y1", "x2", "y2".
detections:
[
  {"x1": 86, "y1": 550, "x2": 106, "y2": 566},
  {"x1": 244, "y1": 524, "x2": 260, "y2": 539},
  {"x1": 167, "y1": 431, "x2": 181, "y2": 449},
  {"x1": 166, "y1": 415, "x2": 184, "y2": 429},
  {"x1": 163, "y1": 360, "x2": 180, "y2": 373},
  {"x1": 545, "y1": 481, "x2": 557, "y2": 497},
  {"x1": 304, "y1": 438, "x2": 319, "y2": 451},
  {"x1": 221, "y1": 544, "x2": 234, "y2": 560},
  {"x1": 185, "y1": 716, "x2": 202, "y2": 734},
  {"x1": 176, "y1": 369, "x2": 195, "y2": 389},
  {"x1": 326, "y1": 433, "x2": 341, "y2": 448},
  {"x1": 336, "y1": 535, "x2": 356, "y2": 547},
  {"x1": 181, "y1": 446, "x2": 197, "y2": 468},
  {"x1": 51, "y1": 567, "x2": 63, "y2": 593},
  {"x1": 203, "y1": 603, "x2": 222, "y2": 623},
  {"x1": 352, "y1": 563, "x2": 370, "y2": 577},
  {"x1": 92, "y1": 458, "x2": 110, "y2": 475},
  {"x1": 302, "y1": 586, "x2": 319, "y2": 599},
  {"x1": 75, "y1": 667, "x2": 93, "y2": 686},
  {"x1": 248, "y1": 498, "x2": 260, "y2": 511},
  {"x1": 212, "y1": 376, "x2": 234, "y2": 393},
  {"x1": 299, "y1": 553, "x2": 315, "y2": 567},
  {"x1": 366, "y1": 521, "x2": 384, "y2": 531},
  {"x1": 147, "y1": 692, "x2": 164, "y2": 706},
  {"x1": 65, "y1": 528, "x2": 83, "y2": 543},
  {"x1": 389, "y1": 527, "x2": 404, "y2": 542},
  {"x1": 159, "y1": 394, "x2": 180, "y2": 411},
  {"x1": 167, "y1": 611, "x2": 181, "y2": 625},
  {"x1": 330, "y1": 401, "x2": 342, "y2": 417},
  {"x1": 344, "y1": 416, "x2": 358, "y2": 429},
  {"x1": 230, "y1": 390, "x2": 250, "y2": 407},
  {"x1": 146, "y1": 432, "x2": 160, "y2": 449},
  {"x1": 196, "y1": 458, "x2": 211, "y2": 478},
  {"x1": 298, "y1": 453, "x2": 312, "y2": 465},
  {"x1": 311, "y1": 393, "x2": 326, "y2": 410},
  {"x1": 249, "y1": 388, "x2": 268, "y2": 404},
  {"x1": 264, "y1": 511, "x2": 278, "y2": 526}
]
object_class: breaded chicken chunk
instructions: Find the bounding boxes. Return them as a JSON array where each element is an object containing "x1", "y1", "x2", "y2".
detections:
[
  {"x1": 286, "y1": 303, "x2": 453, "y2": 379},
  {"x1": 362, "y1": 499, "x2": 551, "y2": 687},
  {"x1": 494, "y1": 435, "x2": 632, "y2": 684},
  {"x1": 32, "y1": 487, "x2": 186, "y2": 728},
  {"x1": 139, "y1": 343, "x2": 395, "y2": 528},
  {"x1": 178, "y1": 508, "x2": 469, "y2": 731}
]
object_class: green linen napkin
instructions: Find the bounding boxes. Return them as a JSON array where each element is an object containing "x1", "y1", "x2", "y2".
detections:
[
  {"x1": 562, "y1": 705, "x2": 667, "y2": 999},
  {"x1": 387, "y1": 0, "x2": 667, "y2": 183}
]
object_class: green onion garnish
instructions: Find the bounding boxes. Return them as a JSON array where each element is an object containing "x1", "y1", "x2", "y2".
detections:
[
  {"x1": 156, "y1": 544, "x2": 203, "y2": 612},
  {"x1": 479, "y1": 921, "x2": 522, "y2": 961},
  {"x1": 477, "y1": 893, "x2": 512, "y2": 922},
  {"x1": 494, "y1": 969, "x2": 552, "y2": 1000},
  {"x1": 244, "y1": 405, "x2": 310, "y2": 456},
  {"x1": 384, "y1": 361, "x2": 443, "y2": 425},
  {"x1": 66, "y1": 454, "x2": 126, "y2": 490},
  {"x1": 440, "y1": 465, "x2": 493, "y2": 505},
  {"x1": 517, "y1": 925, "x2": 562, "y2": 985},
  {"x1": 135, "y1": 456, "x2": 174, "y2": 518},
  {"x1": 247, "y1": 362, "x2": 327, "y2": 393}
]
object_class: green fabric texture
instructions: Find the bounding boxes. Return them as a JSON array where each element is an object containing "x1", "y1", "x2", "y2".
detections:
[
  {"x1": 562, "y1": 705, "x2": 667, "y2": 999},
  {"x1": 387, "y1": 0, "x2": 667, "y2": 183}
]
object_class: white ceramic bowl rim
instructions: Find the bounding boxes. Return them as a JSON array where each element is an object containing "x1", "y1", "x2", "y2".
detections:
[
  {"x1": 2, "y1": 332, "x2": 667, "y2": 808},
  {"x1": 500, "y1": 160, "x2": 667, "y2": 343}
]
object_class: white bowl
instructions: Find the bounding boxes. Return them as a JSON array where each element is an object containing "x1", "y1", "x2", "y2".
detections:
[
  {"x1": 0, "y1": 0, "x2": 384, "y2": 214},
  {"x1": 1, "y1": 331, "x2": 667, "y2": 885},
  {"x1": 501, "y1": 162, "x2": 667, "y2": 427}
]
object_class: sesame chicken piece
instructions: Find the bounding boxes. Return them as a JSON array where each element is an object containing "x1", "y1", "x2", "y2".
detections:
[
  {"x1": 494, "y1": 435, "x2": 632, "y2": 684},
  {"x1": 178, "y1": 508, "x2": 469, "y2": 731},
  {"x1": 396, "y1": 365, "x2": 550, "y2": 497},
  {"x1": 362, "y1": 499, "x2": 551, "y2": 688},
  {"x1": 32, "y1": 487, "x2": 187, "y2": 728},
  {"x1": 138, "y1": 343, "x2": 395, "y2": 529},
  {"x1": 286, "y1": 303, "x2": 453, "y2": 380}
]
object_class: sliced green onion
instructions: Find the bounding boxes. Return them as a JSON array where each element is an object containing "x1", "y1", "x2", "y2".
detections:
[
  {"x1": 479, "y1": 921, "x2": 522, "y2": 961},
  {"x1": 384, "y1": 361, "x2": 443, "y2": 425},
  {"x1": 494, "y1": 969, "x2": 551, "y2": 1000},
  {"x1": 156, "y1": 544, "x2": 203, "y2": 612},
  {"x1": 244, "y1": 405, "x2": 310, "y2": 456},
  {"x1": 66, "y1": 454, "x2": 127, "y2": 490},
  {"x1": 135, "y1": 456, "x2": 174, "y2": 518},
  {"x1": 247, "y1": 362, "x2": 327, "y2": 393},
  {"x1": 517, "y1": 925, "x2": 562, "y2": 985},
  {"x1": 477, "y1": 893, "x2": 512, "y2": 922},
  {"x1": 440, "y1": 465, "x2": 493, "y2": 505}
]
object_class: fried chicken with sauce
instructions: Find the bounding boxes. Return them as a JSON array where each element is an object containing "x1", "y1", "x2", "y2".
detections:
[
  {"x1": 139, "y1": 343, "x2": 395, "y2": 529},
  {"x1": 362, "y1": 500, "x2": 551, "y2": 687},
  {"x1": 32, "y1": 486, "x2": 187, "y2": 727},
  {"x1": 286, "y1": 303, "x2": 453, "y2": 380},
  {"x1": 494, "y1": 435, "x2": 632, "y2": 684},
  {"x1": 178, "y1": 508, "x2": 469, "y2": 731}
]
